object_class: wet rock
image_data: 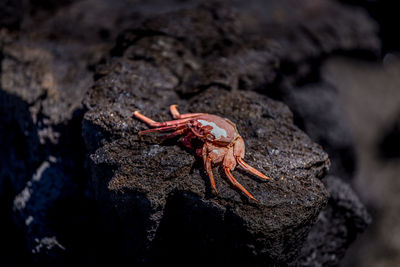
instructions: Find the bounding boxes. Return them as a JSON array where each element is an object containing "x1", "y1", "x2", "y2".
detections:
[
  {"x1": 83, "y1": 4, "x2": 330, "y2": 265},
  {"x1": 299, "y1": 176, "x2": 371, "y2": 266}
]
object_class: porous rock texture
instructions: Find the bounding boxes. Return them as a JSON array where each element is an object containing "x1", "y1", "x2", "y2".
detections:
[
  {"x1": 85, "y1": 86, "x2": 329, "y2": 265},
  {"x1": 0, "y1": 0, "x2": 380, "y2": 265}
]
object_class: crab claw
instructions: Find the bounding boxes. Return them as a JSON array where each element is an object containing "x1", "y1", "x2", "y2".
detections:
[
  {"x1": 237, "y1": 158, "x2": 270, "y2": 180},
  {"x1": 224, "y1": 167, "x2": 258, "y2": 202}
]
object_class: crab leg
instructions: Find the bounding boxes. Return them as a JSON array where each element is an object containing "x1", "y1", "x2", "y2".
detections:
[
  {"x1": 170, "y1": 105, "x2": 206, "y2": 119},
  {"x1": 162, "y1": 128, "x2": 188, "y2": 139},
  {"x1": 224, "y1": 167, "x2": 257, "y2": 201},
  {"x1": 134, "y1": 111, "x2": 193, "y2": 127},
  {"x1": 203, "y1": 149, "x2": 218, "y2": 195},
  {"x1": 138, "y1": 124, "x2": 186, "y2": 135},
  {"x1": 236, "y1": 157, "x2": 270, "y2": 180}
]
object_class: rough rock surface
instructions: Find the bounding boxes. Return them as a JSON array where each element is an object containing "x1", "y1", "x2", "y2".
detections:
[
  {"x1": 85, "y1": 87, "x2": 329, "y2": 265},
  {"x1": 83, "y1": 4, "x2": 330, "y2": 265}
]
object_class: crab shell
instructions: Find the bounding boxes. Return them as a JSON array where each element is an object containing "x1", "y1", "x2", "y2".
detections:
[
  {"x1": 188, "y1": 115, "x2": 245, "y2": 170},
  {"x1": 134, "y1": 105, "x2": 269, "y2": 201}
]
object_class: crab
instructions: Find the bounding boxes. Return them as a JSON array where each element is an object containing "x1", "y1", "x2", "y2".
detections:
[{"x1": 133, "y1": 105, "x2": 270, "y2": 201}]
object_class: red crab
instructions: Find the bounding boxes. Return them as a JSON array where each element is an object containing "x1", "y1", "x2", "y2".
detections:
[{"x1": 133, "y1": 105, "x2": 270, "y2": 201}]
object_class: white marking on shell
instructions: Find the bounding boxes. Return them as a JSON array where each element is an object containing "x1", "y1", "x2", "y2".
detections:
[
  {"x1": 198, "y1": 120, "x2": 227, "y2": 139},
  {"x1": 212, "y1": 149, "x2": 219, "y2": 154}
]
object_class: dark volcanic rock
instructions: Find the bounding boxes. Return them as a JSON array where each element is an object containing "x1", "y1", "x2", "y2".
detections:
[
  {"x1": 109, "y1": 2, "x2": 280, "y2": 97},
  {"x1": 0, "y1": 12, "x2": 101, "y2": 265},
  {"x1": 0, "y1": 35, "x2": 91, "y2": 190},
  {"x1": 229, "y1": 0, "x2": 380, "y2": 85},
  {"x1": 83, "y1": 4, "x2": 330, "y2": 265},
  {"x1": 0, "y1": 39, "x2": 92, "y2": 263},
  {"x1": 299, "y1": 176, "x2": 371, "y2": 266},
  {"x1": 278, "y1": 82, "x2": 356, "y2": 180},
  {"x1": 0, "y1": 0, "x2": 180, "y2": 264},
  {"x1": 112, "y1": 1, "x2": 242, "y2": 57},
  {"x1": 233, "y1": 0, "x2": 376, "y2": 181},
  {"x1": 264, "y1": 0, "x2": 381, "y2": 83},
  {"x1": 337, "y1": 0, "x2": 400, "y2": 53},
  {"x1": 84, "y1": 87, "x2": 329, "y2": 265}
]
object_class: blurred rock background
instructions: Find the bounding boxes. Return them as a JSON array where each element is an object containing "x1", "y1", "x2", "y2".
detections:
[
  {"x1": 1, "y1": 0, "x2": 399, "y2": 266},
  {"x1": 325, "y1": 1, "x2": 400, "y2": 266},
  {"x1": 324, "y1": 56, "x2": 400, "y2": 267}
]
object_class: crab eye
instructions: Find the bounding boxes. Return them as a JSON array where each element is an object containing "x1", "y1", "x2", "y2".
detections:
[{"x1": 207, "y1": 135, "x2": 215, "y2": 141}]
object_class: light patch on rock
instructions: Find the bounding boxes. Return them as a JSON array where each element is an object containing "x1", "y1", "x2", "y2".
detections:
[
  {"x1": 38, "y1": 126, "x2": 61, "y2": 144},
  {"x1": 145, "y1": 144, "x2": 162, "y2": 157},
  {"x1": 49, "y1": 155, "x2": 57, "y2": 163},
  {"x1": 25, "y1": 216, "x2": 34, "y2": 226},
  {"x1": 32, "y1": 236, "x2": 66, "y2": 254},
  {"x1": 33, "y1": 161, "x2": 51, "y2": 182},
  {"x1": 13, "y1": 156, "x2": 55, "y2": 210},
  {"x1": 14, "y1": 187, "x2": 32, "y2": 210}
]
